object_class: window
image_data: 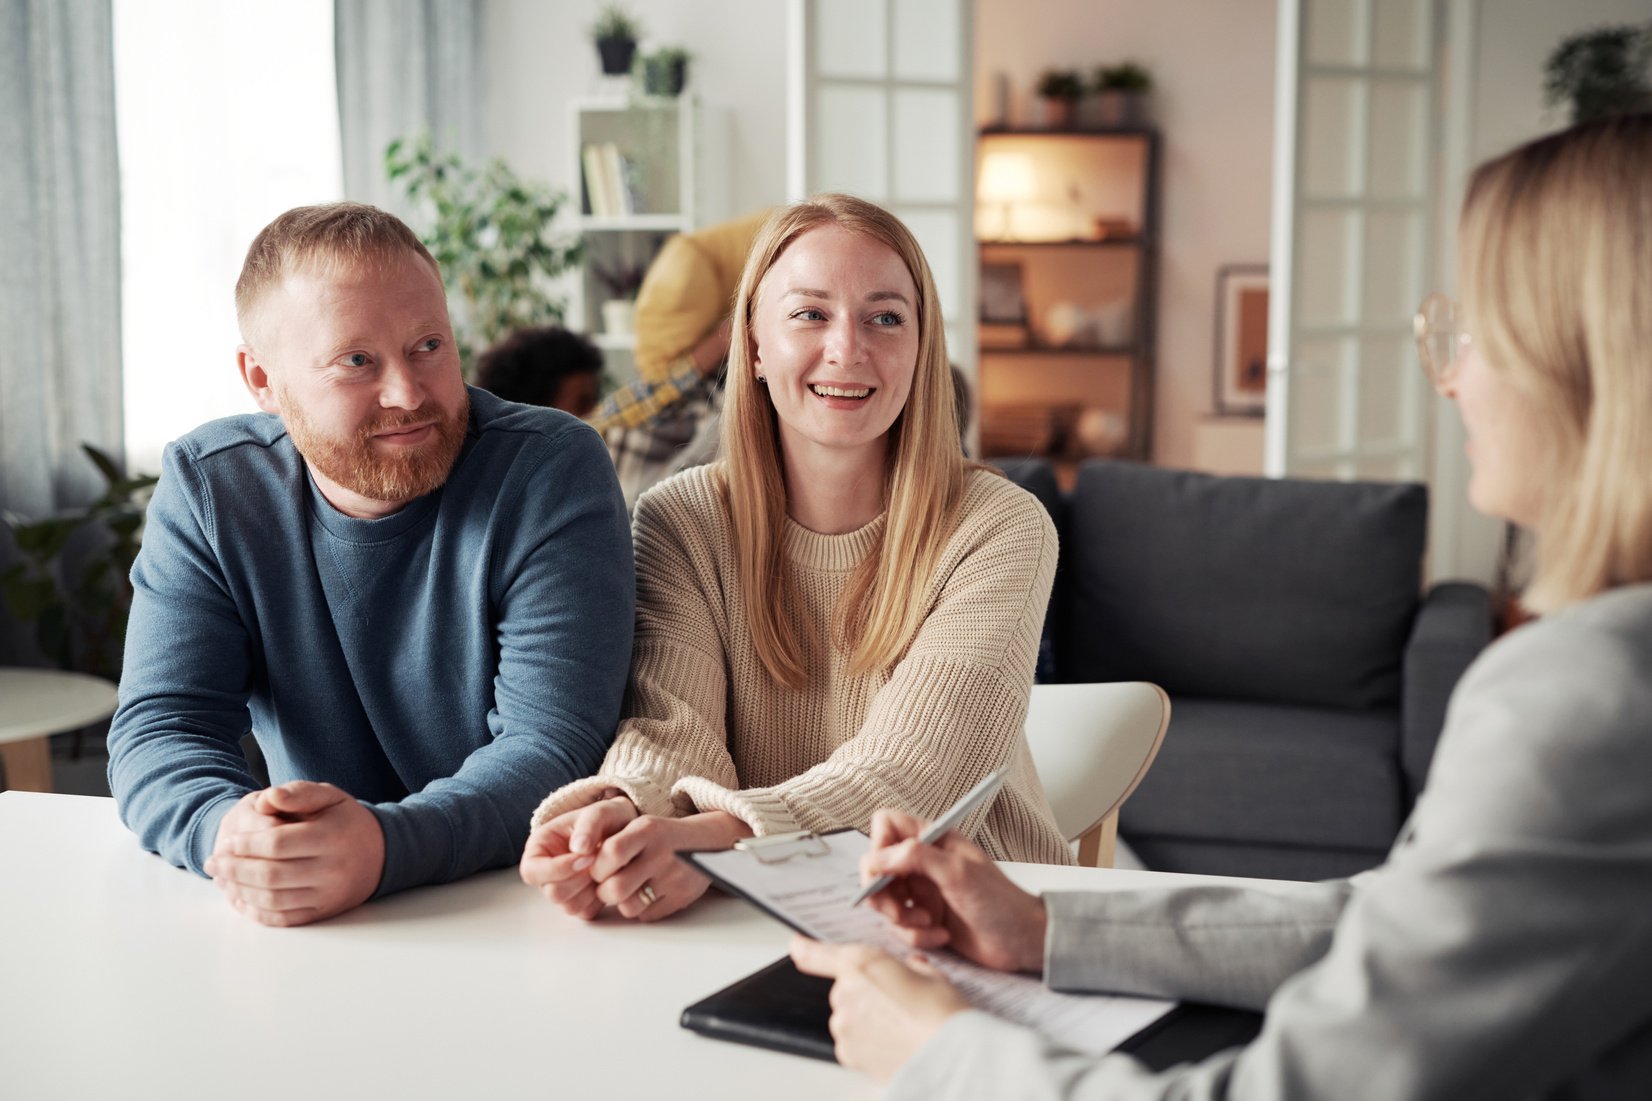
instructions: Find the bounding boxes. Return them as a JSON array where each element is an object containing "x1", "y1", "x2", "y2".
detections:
[{"x1": 114, "y1": 0, "x2": 342, "y2": 471}]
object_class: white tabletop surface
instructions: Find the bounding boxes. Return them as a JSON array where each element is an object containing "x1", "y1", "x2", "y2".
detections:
[
  {"x1": 0, "y1": 791, "x2": 1251, "y2": 1101},
  {"x1": 0, "y1": 668, "x2": 120, "y2": 743}
]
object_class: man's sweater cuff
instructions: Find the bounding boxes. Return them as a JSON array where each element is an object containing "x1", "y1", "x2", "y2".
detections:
[
  {"x1": 186, "y1": 791, "x2": 247, "y2": 876},
  {"x1": 369, "y1": 800, "x2": 452, "y2": 898}
]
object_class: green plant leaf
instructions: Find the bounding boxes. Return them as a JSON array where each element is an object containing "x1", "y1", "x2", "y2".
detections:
[
  {"x1": 82, "y1": 443, "x2": 124, "y2": 487},
  {"x1": 14, "y1": 518, "x2": 80, "y2": 561}
]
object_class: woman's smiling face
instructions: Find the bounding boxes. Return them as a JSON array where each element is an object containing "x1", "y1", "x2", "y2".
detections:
[{"x1": 750, "y1": 223, "x2": 920, "y2": 470}]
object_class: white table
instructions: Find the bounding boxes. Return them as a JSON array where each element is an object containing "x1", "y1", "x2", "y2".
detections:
[
  {"x1": 0, "y1": 792, "x2": 1251, "y2": 1100},
  {"x1": 0, "y1": 668, "x2": 120, "y2": 792}
]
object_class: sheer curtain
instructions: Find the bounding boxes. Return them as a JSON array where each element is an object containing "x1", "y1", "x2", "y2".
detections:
[
  {"x1": 334, "y1": 0, "x2": 483, "y2": 217},
  {"x1": 0, "y1": 0, "x2": 123, "y2": 521},
  {"x1": 114, "y1": 0, "x2": 343, "y2": 473}
]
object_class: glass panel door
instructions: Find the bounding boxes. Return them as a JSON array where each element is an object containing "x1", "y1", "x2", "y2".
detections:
[
  {"x1": 789, "y1": 0, "x2": 978, "y2": 406},
  {"x1": 1266, "y1": 0, "x2": 1438, "y2": 485}
]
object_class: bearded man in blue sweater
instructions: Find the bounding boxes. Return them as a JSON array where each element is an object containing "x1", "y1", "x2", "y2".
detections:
[{"x1": 107, "y1": 202, "x2": 634, "y2": 927}]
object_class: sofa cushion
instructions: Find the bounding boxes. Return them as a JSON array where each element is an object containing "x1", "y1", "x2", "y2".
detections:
[
  {"x1": 1122, "y1": 697, "x2": 1405, "y2": 851},
  {"x1": 1125, "y1": 836, "x2": 1388, "y2": 881},
  {"x1": 1060, "y1": 461, "x2": 1426, "y2": 709}
]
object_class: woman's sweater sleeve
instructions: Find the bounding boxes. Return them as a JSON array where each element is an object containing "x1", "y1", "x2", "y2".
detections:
[
  {"x1": 677, "y1": 485, "x2": 1059, "y2": 840},
  {"x1": 531, "y1": 481, "x2": 737, "y2": 826}
]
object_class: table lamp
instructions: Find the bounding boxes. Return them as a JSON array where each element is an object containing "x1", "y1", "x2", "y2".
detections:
[{"x1": 977, "y1": 150, "x2": 1036, "y2": 241}]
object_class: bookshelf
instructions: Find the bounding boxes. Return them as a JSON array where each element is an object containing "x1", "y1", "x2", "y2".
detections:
[
  {"x1": 974, "y1": 127, "x2": 1161, "y2": 476},
  {"x1": 568, "y1": 96, "x2": 726, "y2": 384}
]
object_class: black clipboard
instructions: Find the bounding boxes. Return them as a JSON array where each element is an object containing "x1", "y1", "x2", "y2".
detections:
[{"x1": 681, "y1": 954, "x2": 1261, "y2": 1069}]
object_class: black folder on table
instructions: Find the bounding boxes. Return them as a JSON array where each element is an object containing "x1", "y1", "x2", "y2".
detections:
[
  {"x1": 677, "y1": 829, "x2": 1263, "y2": 1069},
  {"x1": 680, "y1": 955, "x2": 1262, "y2": 1070}
]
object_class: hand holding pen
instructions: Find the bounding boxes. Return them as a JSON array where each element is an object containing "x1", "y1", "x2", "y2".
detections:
[{"x1": 849, "y1": 784, "x2": 1050, "y2": 975}]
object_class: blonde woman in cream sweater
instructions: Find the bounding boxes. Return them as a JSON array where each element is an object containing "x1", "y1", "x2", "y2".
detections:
[{"x1": 519, "y1": 194, "x2": 1071, "y2": 922}]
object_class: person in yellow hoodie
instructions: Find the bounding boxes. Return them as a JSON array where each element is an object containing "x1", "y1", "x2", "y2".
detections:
[{"x1": 589, "y1": 209, "x2": 772, "y2": 505}]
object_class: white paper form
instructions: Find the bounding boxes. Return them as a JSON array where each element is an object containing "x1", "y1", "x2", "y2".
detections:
[{"x1": 690, "y1": 831, "x2": 1174, "y2": 1056}]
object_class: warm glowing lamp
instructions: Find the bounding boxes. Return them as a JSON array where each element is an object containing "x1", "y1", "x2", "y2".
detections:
[{"x1": 977, "y1": 150, "x2": 1036, "y2": 241}]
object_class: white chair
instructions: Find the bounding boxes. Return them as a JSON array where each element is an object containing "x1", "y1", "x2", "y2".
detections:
[{"x1": 1024, "y1": 681, "x2": 1170, "y2": 868}]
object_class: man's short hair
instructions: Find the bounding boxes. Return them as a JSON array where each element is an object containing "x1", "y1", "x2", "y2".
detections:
[
  {"x1": 474, "y1": 326, "x2": 604, "y2": 408},
  {"x1": 235, "y1": 202, "x2": 440, "y2": 341}
]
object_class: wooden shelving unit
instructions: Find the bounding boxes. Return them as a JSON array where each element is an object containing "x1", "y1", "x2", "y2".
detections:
[{"x1": 975, "y1": 127, "x2": 1162, "y2": 470}]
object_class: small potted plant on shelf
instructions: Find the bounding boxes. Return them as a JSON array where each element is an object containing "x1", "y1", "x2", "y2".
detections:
[
  {"x1": 1034, "y1": 69, "x2": 1084, "y2": 129},
  {"x1": 592, "y1": 258, "x2": 649, "y2": 338},
  {"x1": 1089, "y1": 61, "x2": 1153, "y2": 127},
  {"x1": 640, "y1": 46, "x2": 690, "y2": 97},
  {"x1": 1543, "y1": 23, "x2": 1652, "y2": 123},
  {"x1": 590, "y1": 4, "x2": 642, "y2": 77}
]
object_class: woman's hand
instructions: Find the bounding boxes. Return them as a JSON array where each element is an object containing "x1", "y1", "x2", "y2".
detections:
[
  {"x1": 587, "y1": 810, "x2": 753, "y2": 921},
  {"x1": 519, "y1": 794, "x2": 639, "y2": 920},
  {"x1": 862, "y1": 807, "x2": 1049, "y2": 974},
  {"x1": 790, "y1": 936, "x2": 969, "y2": 1081}
]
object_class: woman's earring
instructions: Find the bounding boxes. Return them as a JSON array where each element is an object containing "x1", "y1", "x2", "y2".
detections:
[{"x1": 755, "y1": 373, "x2": 767, "y2": 383}]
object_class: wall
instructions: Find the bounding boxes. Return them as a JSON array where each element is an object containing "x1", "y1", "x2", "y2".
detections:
[
  {"x1": 975, "y1": 0, "x2": 1278, "y2": 472},
  {"x1": 481, "y1": 0, "x2": 789, "y2": 224}
]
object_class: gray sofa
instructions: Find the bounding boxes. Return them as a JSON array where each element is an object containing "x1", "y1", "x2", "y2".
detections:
[{"x1": 997, "y1": 458, "x2": 1493, "y2": 881}]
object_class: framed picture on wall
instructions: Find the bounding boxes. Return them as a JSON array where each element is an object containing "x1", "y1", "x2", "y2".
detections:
[
  {"x1": 1214, "y1": 265, "x2": 1270, "y2": 416},
  {"x1": 979, "y1": 261, "x2": 1028, "y2": 325}
]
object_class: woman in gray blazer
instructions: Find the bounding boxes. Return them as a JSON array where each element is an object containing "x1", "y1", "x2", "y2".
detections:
[{"x1": 791, "y1": 112, "x2": 1652, "y2": 1100}]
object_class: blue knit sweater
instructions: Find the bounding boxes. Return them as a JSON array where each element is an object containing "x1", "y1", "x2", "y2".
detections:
[{"x1": 107, "y1": 387, "x2": 634, "y2": 896}]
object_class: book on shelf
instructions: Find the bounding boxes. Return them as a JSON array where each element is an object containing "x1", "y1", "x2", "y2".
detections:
[
  {"x1": 581, "y1": 144, "x2": 611, "y2": 217},
  {"x1": 583, "y1": 142, "x2": 645, "y2": 218}
]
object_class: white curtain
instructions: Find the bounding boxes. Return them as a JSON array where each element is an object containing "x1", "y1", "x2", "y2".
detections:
[
  {"x1": 334, "y1": 0, "x2": 484, "y2": 217},
  {"x1": 0, "y1": 0, "x2": 123, "y2": 520}
]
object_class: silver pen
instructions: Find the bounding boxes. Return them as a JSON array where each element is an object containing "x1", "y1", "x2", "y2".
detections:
[{"x1": 851, "y1": 768, "x2": 1009, "y2": 907}]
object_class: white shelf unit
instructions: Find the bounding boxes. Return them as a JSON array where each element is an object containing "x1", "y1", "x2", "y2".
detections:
[{"x1": 569, "y1": 96, "x2": 726, "y2": 380}]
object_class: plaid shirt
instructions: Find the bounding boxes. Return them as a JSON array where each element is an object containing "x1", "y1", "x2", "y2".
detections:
[
  {"x1": 586, "y1": 352, "x2": 704, "y2": 434},
  {"x1": 602, "y1": 374, "x2": 724, "y2": 510}
]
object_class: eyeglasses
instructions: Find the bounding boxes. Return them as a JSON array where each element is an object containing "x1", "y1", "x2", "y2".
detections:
[{"x1": 1414, "y1": 292, "x2": 1471, "y2": 388}]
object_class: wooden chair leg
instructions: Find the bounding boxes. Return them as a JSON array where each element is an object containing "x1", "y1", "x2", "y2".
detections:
[
  {"x1": 0, "y1": 737, "x2": 54, "y2": 793},
  {"x1": 1077, "y1": 811, "x2": 1118, "y2": 868}
]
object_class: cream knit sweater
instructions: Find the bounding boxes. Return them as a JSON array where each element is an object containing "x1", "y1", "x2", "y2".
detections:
[{"x1": 531, "y1": 463, "x2": 1073, "y2": 865}]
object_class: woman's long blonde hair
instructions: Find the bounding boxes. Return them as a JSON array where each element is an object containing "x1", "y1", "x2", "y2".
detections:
[
  {"x1": 1458, "y1": 113, "x2": 1652, "y2": 612},
  {"x1": 719, "y1": 194, "x2": 966, "y2": 687}
]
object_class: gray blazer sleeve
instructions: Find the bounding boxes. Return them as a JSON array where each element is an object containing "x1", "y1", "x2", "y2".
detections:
[
  {"x1": 1042, "y1": 879, "x2": 1351, "y2": 1011},
  {"x1": 891, "y1": 589, "x2": 1652, "y2": 1101}
]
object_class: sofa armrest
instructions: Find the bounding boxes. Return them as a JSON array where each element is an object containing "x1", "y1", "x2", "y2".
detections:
[{"x1": 1401, "y1": 582, "x2": 1493, "y2": 800}]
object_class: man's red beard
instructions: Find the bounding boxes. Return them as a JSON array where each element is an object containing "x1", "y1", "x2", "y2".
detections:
[{"x1": 279, "y1": 389, "x2": 470, "y2": 503}]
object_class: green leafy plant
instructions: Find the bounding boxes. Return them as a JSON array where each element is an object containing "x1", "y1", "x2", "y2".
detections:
[
  {"x1": 1, "y1": 444, "x2": 158, "y2": 679},
  {"x1": 1094, "y1": 61, "x2": 1153, "y2": 93},
  {"x1": 589, "y1": 3, "x2": 641, "y2": 44},
  {"x1": 1036, "y1": 69, "x2": 1085, "y2": 101},
  {"x1": 1543, "y1": 24, "x2": 1652, "y2": 123},
  {"x1": 385, "y1": 133, "x2": 584, "y2": 374}
]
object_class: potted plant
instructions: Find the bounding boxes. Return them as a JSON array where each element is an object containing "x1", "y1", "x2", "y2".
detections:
[
  {"x1": 1035, "y1": 69, "x2": 1084, "y2": 129},
  {"x1": 590, "y1": 4, "x2": 642, "y2": 77},
  {"x1": 640, "y1": 46, "x2": 690, "y2": 97},
  {"x1": 1, "y1": 445, "x2": 157, "y2": 682},
  {"x1": 592, "y1": 257, "x2": 649, "y2": 337},
  {"x1": 1090, "y1": 61, "x2": 1153, "y2": 127},
  {"x1": 1543, "y1": 23, "x2": 1652, "y2": 123},
  {"x1": 385, "y1": 133, "x2": 583, "y2": 375}
]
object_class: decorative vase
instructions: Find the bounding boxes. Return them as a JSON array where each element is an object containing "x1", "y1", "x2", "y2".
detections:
[
  {"x1": 596, "y1": 38, "x2": 637, "y2": 76},
  {"x1": 602, "y1": 299, "x2": 637, "y2": 337}
]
